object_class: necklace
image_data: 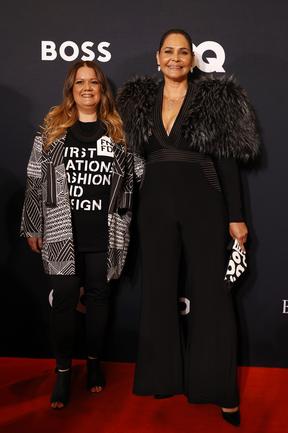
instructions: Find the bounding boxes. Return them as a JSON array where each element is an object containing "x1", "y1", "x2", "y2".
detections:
[{"x1": 163, "y1": 93, "x2": 187, "y2": 110}]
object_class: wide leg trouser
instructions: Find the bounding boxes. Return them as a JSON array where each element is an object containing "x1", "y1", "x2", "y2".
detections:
[{"x1": 134, "y1": 161, "x2": 239, "y2": 407}]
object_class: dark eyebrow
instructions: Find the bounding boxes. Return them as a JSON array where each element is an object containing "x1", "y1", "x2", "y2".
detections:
[
  {"x1": 163, "y1": 46, "x2": 190, "y2": 50},
  {"x1": 75, "y1": 77, "x2": 98, "y2": 81}
]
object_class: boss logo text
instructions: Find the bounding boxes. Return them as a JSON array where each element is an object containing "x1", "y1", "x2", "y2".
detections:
[{"x1": 41, "y1": 40, "x2": 111, "y2": 62}]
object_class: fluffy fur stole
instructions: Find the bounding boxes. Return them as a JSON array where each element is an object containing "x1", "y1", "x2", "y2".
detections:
[{"x1": 117, "y1": 75, "x2": 260, "y2": 162}]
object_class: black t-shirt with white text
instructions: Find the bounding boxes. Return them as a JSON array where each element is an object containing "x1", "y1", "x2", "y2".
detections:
[{"x1": 64, "y1": 120, "x2": 113, "y2": 252}]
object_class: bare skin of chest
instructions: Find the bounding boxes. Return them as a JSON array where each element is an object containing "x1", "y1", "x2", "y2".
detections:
[{"x1": 162, "y1": 96, "x2": 184, "y2": 135}]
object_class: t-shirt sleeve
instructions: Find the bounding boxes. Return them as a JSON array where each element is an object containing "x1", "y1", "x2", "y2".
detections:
[{"x1": 214, "y1": 157, "x2": 245, "y2": 222}]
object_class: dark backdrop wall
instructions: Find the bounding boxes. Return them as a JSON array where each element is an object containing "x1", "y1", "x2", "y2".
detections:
[{"x1": 1, "y1": 0, "x2": 287, "y2": 367}]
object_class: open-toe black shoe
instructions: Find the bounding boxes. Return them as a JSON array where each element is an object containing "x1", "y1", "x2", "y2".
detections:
[
  {"x1": 50, "y1": 368, "x2": 71, "y2": 409},
  {"x1": 221, "y1": 409, "x2": 240, "y2": 427},
  {"x1": 87, "y1": 358, "x2": 106, "y2": 391}
]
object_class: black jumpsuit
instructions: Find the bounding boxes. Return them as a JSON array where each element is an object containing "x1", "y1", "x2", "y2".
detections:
[{"x1": 134, "y1": 83, "x2": 243, "y2": 408}]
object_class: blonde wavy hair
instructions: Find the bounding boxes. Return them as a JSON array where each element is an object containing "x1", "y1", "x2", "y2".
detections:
[{"x1": 42, "y1": 60, "x2": 125, "y2": 149}]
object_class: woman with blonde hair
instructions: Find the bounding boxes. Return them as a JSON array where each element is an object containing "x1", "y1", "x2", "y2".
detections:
[{"x1": 21, "y1": 60, "x2": 133, "y2": 408}]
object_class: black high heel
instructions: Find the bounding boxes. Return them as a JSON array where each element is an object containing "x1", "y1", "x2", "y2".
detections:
[
  {"x1": 87, "y1": 358, "x2": 106, "y2": 391},
  {"x1": 50, "y1": 368, "x2": 71, "y2": 409},
  {"x1": 221, "y1": 409, "x2": 241, "y2": 427}
]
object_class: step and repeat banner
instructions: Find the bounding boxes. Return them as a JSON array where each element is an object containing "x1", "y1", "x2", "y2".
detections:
[{"x1": 1, "y1": 0, "x2": 287, "y2": 366}]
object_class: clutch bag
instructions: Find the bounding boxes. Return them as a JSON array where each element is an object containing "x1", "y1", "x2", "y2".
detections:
[{"x1": 224, "y1": 239, "x2": 247, "y2": 289}]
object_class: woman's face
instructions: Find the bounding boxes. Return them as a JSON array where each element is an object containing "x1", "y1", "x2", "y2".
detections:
[
  {"x1": 156, "y1": 33, "x2": 194, "y2": 82},
  {"x1": 72, "y1": 66, "x2": 101, "y2": 113}
]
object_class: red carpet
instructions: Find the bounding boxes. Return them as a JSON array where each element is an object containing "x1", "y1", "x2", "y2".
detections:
[{"x1": 0, "y1": 358, "x2": 286, "y2": 433}]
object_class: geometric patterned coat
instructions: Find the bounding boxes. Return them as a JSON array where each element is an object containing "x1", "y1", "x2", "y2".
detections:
[{"x1": 20, "y1": 133, "x2": 134, "y2": 280}]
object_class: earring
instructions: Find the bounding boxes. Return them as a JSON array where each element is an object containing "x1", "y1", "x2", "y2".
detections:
[
  {"x1": 157, "y1": 65, "x2": 161, "y2": 72},
  {"x1": 190, "y1": 67, "x2": 194, "y2": 73}
]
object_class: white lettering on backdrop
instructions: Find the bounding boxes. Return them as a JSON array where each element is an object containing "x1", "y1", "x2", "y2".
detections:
[
  {"x1": 41, "y1": 40, "x2": 226, "y2": 72},
  {"x1": 41, "y1": 40, "x2": 111, "y2": 62}
]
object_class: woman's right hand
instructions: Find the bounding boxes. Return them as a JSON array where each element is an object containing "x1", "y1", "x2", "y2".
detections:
[
  {"x1": 27, "y1": 237, "x2": 43, "y2": 253},
  {"x1": 229, "y1": 222, "x2": 248, "y2": 252}
]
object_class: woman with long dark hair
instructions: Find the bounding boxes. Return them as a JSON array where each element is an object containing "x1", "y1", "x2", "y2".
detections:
[
  {"x1": 21, "y1": 60, "x2": 133, "y2": 408},
  {"x1": 118, "y1": 29, "x2": 260, "y2": 426}
]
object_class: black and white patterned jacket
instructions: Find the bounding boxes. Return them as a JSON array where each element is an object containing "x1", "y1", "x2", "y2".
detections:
[{"x1": 20, "y1": 133, "x2": 133, "y2": 280}]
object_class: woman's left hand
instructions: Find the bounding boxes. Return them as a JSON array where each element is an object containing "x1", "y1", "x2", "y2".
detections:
[{"x1": 229, "y1": 222, "x2": 248, "y2": 252}]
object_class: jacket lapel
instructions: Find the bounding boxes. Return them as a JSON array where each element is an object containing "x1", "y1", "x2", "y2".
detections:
[
  {"x1": 46, "y1": 134, "x2": 66, "y2": 165},
  {"x1": 108, "y1": 143, "x2": 125, "y2": 213},
  {"x1": 44, "y1": 135, "x2": 66, "y2": 207}
]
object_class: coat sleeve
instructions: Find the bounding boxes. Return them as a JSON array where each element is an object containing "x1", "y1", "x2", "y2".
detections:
[
  {"x1": 20, "y1": 134, "x2": 43, "y2": 237},
  {"x1": 215, "y1": 77, "x2": 261, "y2": 162},
  {"x1": 185, "y1": 76, "x2": 261, "y2": 162},
  {"x1": 214, "y1": 157, "x2": 245, "y2": 222},
  {"x1": 202, "y1": 77, "x2": 260, "y2": 222},
  {"x1": 117, "y1": 76, "x2": 158, "y2": 155},
  {"x1": 133, "y1": 153, "x2": 145, "y2": 184}
]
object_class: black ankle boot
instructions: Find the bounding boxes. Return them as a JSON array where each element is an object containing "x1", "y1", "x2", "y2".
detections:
[
  {"x1": 86, "y1": 358, "x2": 106, "y2": 391},
  {"x1": 50, "y1": 368, "x2": 71, "y2": 408},
  {"x1": 221, "y1": 409, "x2": 241, "y2": 427}
]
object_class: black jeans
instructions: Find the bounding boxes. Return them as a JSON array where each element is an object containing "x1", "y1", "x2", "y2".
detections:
[{"x1": 49, "y1": 251, "x2": 110, "y2": 370}]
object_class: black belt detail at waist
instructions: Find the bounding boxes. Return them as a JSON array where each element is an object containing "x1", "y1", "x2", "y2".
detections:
[
  {"x1": 146, "y1": 148, "x2": 211, "y2": 164},
  {"x1": 146, "y1": 148, "x2": 222, "y2": 192}
]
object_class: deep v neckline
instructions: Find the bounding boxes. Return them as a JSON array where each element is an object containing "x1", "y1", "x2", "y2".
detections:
[{"x1": 153, "y1": 81, "x2": 193, "y2": 148}]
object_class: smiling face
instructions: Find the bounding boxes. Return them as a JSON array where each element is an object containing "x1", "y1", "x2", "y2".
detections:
[
  {"x1": 72, "y1": 66, "x2": 101, "y2": 114},
  {"x1": 156, "y1": 33, "x2": 194, "y2": 82}
]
